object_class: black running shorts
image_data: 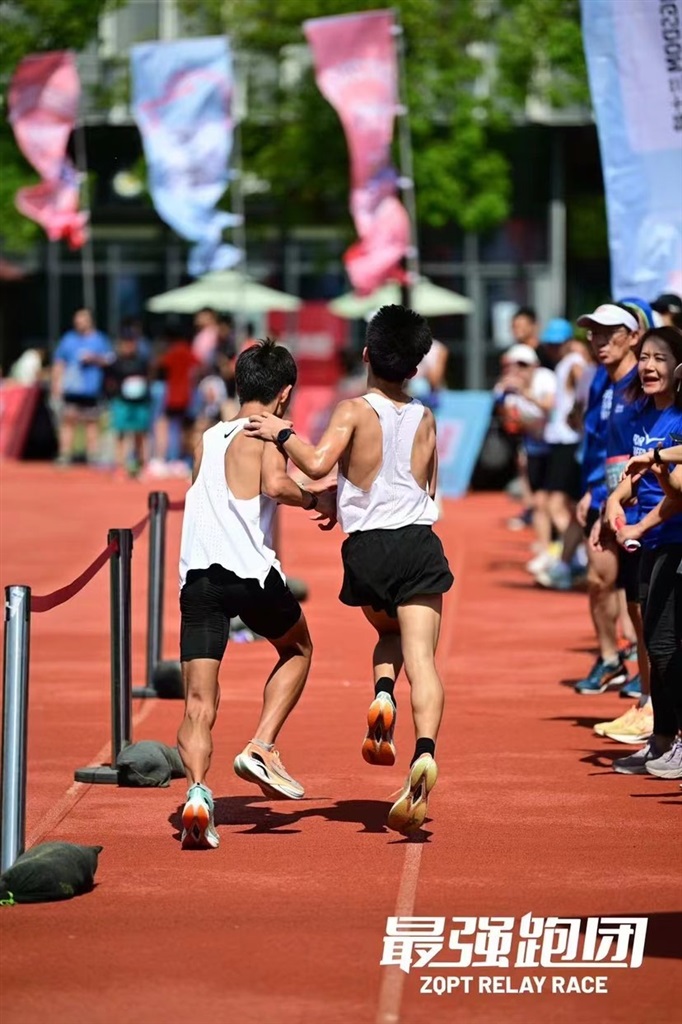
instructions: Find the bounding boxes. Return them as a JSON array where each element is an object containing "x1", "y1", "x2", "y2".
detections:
[
  {"x1": 180, "y1": 564, "x2": 301, "y2": 661},
  {"x1": 340, "y1": 524, "x2": 454, "y2": 619},
  {"x1": 545, "y1": 443, "x2": 582, "y2": 500}
]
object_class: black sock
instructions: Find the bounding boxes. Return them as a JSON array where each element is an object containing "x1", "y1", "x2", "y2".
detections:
[
  {"x1": 412, "y1": 737, "x2": 435, "y2": 764},
  {"x1": 374, "y1": 676, "x2": 395, "y2": 702}
]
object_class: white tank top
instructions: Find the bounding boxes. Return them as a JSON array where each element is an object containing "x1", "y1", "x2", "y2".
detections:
[
  {"x1": 179, "y1": 419, "x2": 283, "y2": 588},
  {"x1": 337, "y1": 394, "x2": 438, "y2": 533},
  {"x1": 544, "y1": 352, "x2": 586, "y2": 445}
]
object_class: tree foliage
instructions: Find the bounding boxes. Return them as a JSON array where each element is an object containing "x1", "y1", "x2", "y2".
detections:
[
  {"x1": 181, "y1": 0, "x2": 588, "y2": 235},
  {"x1": 0, "y1": 0, "x2": 120, "y2": 250}
]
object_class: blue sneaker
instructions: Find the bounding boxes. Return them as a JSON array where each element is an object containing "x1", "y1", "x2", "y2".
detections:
[
  {"x1": 619, "y1": 674, "x2": 642, "y2": 699},
  {"x1": 575, "y1": 657, "x2": 628, "y2": 694}
]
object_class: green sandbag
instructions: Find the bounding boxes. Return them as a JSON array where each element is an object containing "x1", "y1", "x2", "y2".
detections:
[
  {"x1": 116, "y1": 740, "x2": 186, "y2": 788},
  {"x1": 0, "y1": 842, "x2": 103, "y2": 905}
]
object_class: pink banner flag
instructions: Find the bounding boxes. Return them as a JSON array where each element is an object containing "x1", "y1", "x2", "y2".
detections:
[
  {"x1": 9, "y1": 51, "x2": 88, "y2": 249},
  {"x1": 304, "y1": 10, "x2": 410, "y2": 295}
]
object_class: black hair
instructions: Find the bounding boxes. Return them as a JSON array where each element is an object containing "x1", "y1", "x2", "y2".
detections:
[
  {"x1": 235, "y1": 338, "x2": 297, "y2": 403},
  {"x1": 365, "y1": 305, "x2": 432, "y2": 382},
  {"x1": 625, "y1": 326, "x2": 682, "y2": 408},
  {"x1": 513, "y1": 306, "x2": 537, "y2": 322}
]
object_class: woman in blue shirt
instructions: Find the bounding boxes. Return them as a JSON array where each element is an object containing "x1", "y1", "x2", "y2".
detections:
[{"x1": 605, "y1": 326, "x2": 682, "y2": 779}]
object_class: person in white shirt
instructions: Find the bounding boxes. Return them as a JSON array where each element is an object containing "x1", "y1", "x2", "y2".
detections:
[
  {"x1": 177, "y1": 339, "x2": 335, "y2": 850},
  {"x1": 246, "y1": 305, "x2": 454, "y2": 836}
]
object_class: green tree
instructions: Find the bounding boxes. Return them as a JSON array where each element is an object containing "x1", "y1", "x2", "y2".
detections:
[
  {"x1": 0, "y1": 0, "x2": 123, "y2": 251},
  {"x1": 180, "y1": 0, "x2": 588, "y2": 236}
]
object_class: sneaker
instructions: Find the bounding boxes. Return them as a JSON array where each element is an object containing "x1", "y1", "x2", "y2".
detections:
[
  {"x1": 526, "y1": 550, "x2": 552, "y2": 575},
  {"x1": 645, "y1": 737, "x2": 682, "y2": 779},
  {"x1": 602, "y1": 704, "x2": 654, "y2": 744},
  {"x1": 362, "y1": 691, "x2": 397, "y2": 766},
  {"x1": 618, "y1": 639, "x2": 638, "y2": 662},
  {"x1": 619, "y1": 674, "x2": 642, "y2": 699},
  {"x1": 575, "y1": 657, "x2": 627, "y2": 694},
  {"x1": 535, "y1": 560, "x2": 573, "y2": 591},
  {"x1": 613, "y1": 738, "x2": 668, "y2": 775},
  {"x1": 233, "y1": 741, "x2": 304, "y2": 799},
  {"x1": 181, "y1": 783, "x2": 220, "y2": 850},
  {"x1": 387, "y1": 753, "x2": 438, "y2": 835}
]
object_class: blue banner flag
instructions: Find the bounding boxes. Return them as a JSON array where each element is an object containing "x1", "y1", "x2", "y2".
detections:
[
  {"x1": 580, "y1": 0, "x2": 682, "y2": 300},
  {"x1": 131, "y1": 37, "x2": 242, "y2": 277}
]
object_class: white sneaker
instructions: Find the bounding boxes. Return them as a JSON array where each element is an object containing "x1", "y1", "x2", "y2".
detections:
[{"x1": 181, "y1": 783, "x2": 220, "y2": 849}]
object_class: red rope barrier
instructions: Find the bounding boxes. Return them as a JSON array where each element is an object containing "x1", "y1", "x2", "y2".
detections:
[
  {"x1": 131, "y1": 512, "x2": 150, "y2": 540},
  {"x1": 168, "y1": 499, "x2": 185, "y2": 512},
  {"x1": 31, "y1": 540, "x2": 119, "y2": 613}
]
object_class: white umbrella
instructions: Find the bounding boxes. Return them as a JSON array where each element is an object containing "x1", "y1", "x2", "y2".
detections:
[
  {"x1": 146, "y1": 270, "x2": 301, "y2": 314},
  {"x1": 328, "y1": 277, "x2": 474, "y2": 319}
]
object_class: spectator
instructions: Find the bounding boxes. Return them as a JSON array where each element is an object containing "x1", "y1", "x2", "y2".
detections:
[
  {"x1": 511, "y1": 307, "x2": 540, "y2": 349},
  {"x1": 192, "y1": 307, "x2": 221, "y2": 366},
  {"x1": 106, "y1": 326, "x2": 152, "y2": 477},
  {"x1": 651, "y1": 293, "x2": 682, "y2": 330},
  {"x1": 51, "y1": 308, "x2": 112, "y2": 466},
  {"x1": 408, "y1": 338, "x2": 448, "y2": 409},
  {"x1": 156, "y1": 322, "x2": 202, "y2": 466}
]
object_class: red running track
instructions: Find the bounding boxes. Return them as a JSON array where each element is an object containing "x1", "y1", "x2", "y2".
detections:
[{"x1": 0, "y1": 462, "x2": 679, "y2": 1024}]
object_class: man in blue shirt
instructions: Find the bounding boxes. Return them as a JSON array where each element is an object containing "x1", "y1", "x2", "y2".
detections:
[{"x1": 51, "y1": 308, "x2": 113, "y2": 465}]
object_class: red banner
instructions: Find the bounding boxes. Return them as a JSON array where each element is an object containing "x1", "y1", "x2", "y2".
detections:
[
  {"x1": 268, "y1": 301, "x2": 348, "y2": 387},
  {"x1": 304, "y1": 10, "x2": 410, "y2": 295},
  {"x1": 8, "y1": 51, "x2": 88, "y2": 248},
  {"x1": 0, "y1": 384, "x2": 41, "y2": 459}
]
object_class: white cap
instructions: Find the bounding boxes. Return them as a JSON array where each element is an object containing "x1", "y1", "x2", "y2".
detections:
[
  {"x1": 502, "y1": 343, "x2": 539, "y2": 366},
  {"x1": 576, "y1": 303, "x2": 638, "y2": 333}
]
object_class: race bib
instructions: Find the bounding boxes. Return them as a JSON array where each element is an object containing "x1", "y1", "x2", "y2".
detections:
[
  {"x1": 605, "y1": 454, "x2": 629, "y2": 493},
  {"x1": 121, "y1": 375, "x2": 148, "y2": 401}
]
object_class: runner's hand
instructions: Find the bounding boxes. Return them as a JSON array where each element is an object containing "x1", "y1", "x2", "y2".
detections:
[
  {"x1": 245, "y1": 413, "x2": 292, "y2": 442},
  {"x1": 623, "y1": 450, "x2": 654, "y2": 483},
  {"x1": 576, "y1": 492, "x2": 591, "y2": 528},
  {"x1": 312, "y1": 488, "x2": 337, "y2": 528}
]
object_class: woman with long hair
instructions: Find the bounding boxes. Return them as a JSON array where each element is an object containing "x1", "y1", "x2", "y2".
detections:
[{"x1": 605, "y1": 326, "x2": 682, "y2": 778}]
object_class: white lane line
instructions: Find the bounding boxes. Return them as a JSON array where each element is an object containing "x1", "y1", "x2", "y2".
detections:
[
  {"x1": 25, "y1": 699, "x2": 157, "y2": 847},
  {"x1": 375, "y1": 540, "x2": 464, "y2": 1024}
]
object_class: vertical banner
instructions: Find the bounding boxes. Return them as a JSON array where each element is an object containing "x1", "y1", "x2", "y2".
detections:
[
  {"x1": 131, "y1": 37, "x2": 242, "y2": 278},
  {"x1": 8, "y1": 51, "x2": 88, "y2": 249},
  {"x1": 580, "y1": 0, "x2": 682, "y2": 298},
  {"x1": 304, "y1": 10, "x2": 410, "y2": 295}
]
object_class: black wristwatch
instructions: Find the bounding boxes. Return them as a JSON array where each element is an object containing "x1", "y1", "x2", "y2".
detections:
[
  {"x1": 276, "y1": 427, "x2": 296, "y2": 446},
  {"x1": 653, "y1": 446, "x2": 663, "y2": 465}
]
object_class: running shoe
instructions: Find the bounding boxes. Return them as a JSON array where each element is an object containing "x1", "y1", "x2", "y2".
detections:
[
  {"x1": 599, "y1": 704, "x2": 654, "y2": 744},
  {"x1": 619, "y1": 674, "x2": 642, "y2": 699},
  {"x1": 574, "y1": 657, "x2": 628, "y2": 694},
  {"x1": 181, "y1": 782, "x2": 220, "y2": 850},
  {"x1": 362, "y1": 691, "x2": 397, "y2": 766},
  {"x1": 613, "y1": 738, "x2": 667, "y2": 775},
  {"x1": 233, "y1": 741, "x2": 304, "y2": 799},
  {"x1": 387, "y1": 753, "x2": 438, "y2": 835},
  {"x1": 618, "y1": 639, "x2": 638, "y2": 662},
  {"x1": 645, "y1": 737, "x2": 682, "y2": 779},
  {"x1": 535, "y1": 560, "x2": 573, "y2": 591}
]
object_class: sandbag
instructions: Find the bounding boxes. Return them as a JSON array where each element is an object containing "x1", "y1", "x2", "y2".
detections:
[
  {"x1": 0, "y1": 842, "x2": 102, "y2": 905},
  {"x1": 116, "y1": 740, "x2": 185, "y2": 788}
]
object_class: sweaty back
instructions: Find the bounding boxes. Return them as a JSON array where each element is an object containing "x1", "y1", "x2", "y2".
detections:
[{"x1": 337, "y1": 393, "x2": 438, "y2": 533}]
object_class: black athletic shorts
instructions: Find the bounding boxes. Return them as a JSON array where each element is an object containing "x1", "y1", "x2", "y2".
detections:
[
  {"x1": 545, "y1": 443, "x2": 582, "y2": 500},
  {"x1": 583, "y1": 505, "x2": 600, "y2": 539},
  {"x1": 526, "y1": 453, "x2": 550, "y2": 493},
  {"x1": 180, "y1": 564, "x2": 301, "y2": 661},
  {"x1": 340, "y1": 524, "x2": 454, "y2": 619},
  {"x1": 616, "y1": 544, "x2": 642, "y2": 603}
]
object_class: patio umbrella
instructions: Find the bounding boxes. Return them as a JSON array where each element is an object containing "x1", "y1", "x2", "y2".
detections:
[
  {"x1": 146, "y1": 270, "x2": 301, "y2": 314},
  {"x1": 328, "y1": 277, "x2": 473, "y2": 319}
]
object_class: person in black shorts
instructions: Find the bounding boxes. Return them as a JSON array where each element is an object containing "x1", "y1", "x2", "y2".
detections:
[
  {"x1": 246, "y1": 305, "x2": 453, "y2": 836},
  {"x1": 176, "y1": 340, "x2": 335, "y2": 849}
]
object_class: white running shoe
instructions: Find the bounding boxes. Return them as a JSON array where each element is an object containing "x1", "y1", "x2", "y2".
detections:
[
  {"x1": 181, "y1": 783, "x2": 220, "y2": 850},
  {"x1": 387, "y1": 753, "x2": 438, "y2": 835}
]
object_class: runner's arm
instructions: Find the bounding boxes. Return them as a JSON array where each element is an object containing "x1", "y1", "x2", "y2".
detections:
[
  {"x1": 260, "y1": 439, "x2": 325, "y2": 510},
  {"x1": 617, "y1": 484, "x2": 682, "y2": 542},
  {"x1": 246, "y1": 400, "x2": 357, "y2": 480}
]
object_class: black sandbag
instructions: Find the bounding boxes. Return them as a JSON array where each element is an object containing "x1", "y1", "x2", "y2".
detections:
[
  {"x1": 116, "y1": 740, "x2": 186, "y2": 788},
  {"x1": 0, "y1": 842, "x2": 102, "y2": 905}
]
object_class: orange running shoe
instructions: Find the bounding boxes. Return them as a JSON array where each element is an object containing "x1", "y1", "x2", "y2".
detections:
[
  {"x1": 362, "y1": 691, "x2": 397, "y2": 766},
  {"x1": 387, "y1": 753, "x2": 438, "y2": 835},
  {"x1": 233, "y1": 741, "x2": 304, "y2": 799},
  {"x1": 181, "y1": 783, "x2": 220, "y2": 850}
]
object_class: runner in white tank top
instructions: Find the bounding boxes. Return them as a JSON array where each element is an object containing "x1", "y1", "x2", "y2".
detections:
[
  {"x1": 176, "y1": 340, "x2": 335, "y2": 850},
  {"x1": 246, "y1": 305, "x2": 454, "y2": 837}
]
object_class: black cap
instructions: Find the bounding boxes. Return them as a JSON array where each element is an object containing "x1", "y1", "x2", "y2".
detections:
[{"x1": 651, "y1": 293, "x2": 682, "y2": 314}]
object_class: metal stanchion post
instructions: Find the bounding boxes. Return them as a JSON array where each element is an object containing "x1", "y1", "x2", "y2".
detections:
[
  {"x1": 74, "y1": 529, "x2": 133, "y2": 784},
  {"x1": 134, "y1": 491, "x2": 168, "y2": 698},
  {"x1": 1, "y1": 586, "x2": 31, "y2": 873}
]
